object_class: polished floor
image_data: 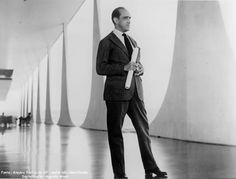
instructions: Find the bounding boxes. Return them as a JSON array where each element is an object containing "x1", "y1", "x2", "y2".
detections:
[{"x1": 0, "y1": 124, "x2": 236, "y2": 179}]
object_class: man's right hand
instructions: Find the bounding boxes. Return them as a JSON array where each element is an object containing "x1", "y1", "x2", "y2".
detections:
[{"x1": 124, "y1": 61, "x2": 138, "y2": 71}]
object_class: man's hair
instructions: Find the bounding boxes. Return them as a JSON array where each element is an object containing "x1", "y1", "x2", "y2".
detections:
[{"x1": 111, "y1": 7, "x2": 125, "y2": 24}]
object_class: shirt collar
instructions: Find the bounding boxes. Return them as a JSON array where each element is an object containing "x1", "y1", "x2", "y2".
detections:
[{"x1": 113, "y1": 28, "x2": 124, "y2": 39}]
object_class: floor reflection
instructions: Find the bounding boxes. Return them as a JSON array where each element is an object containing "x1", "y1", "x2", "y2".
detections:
[
  {"x1": 44, "y1": 125, "x2": 52, "y2": 176},
  {"x1": 0, "y1": 126, "x2": 28, "y2": 178},
  {"x1": 0, "y1": 144, "x2": 12, "y2": 178},
  {"x1": 35, "y1": 124, "x2": 41, "y2": 177},
  {"x1": 59, "y1": 126, "x2": 71, "y2": 178},
  {"x1": 0, "y1": 125, "x2": 16, "y2": 135},
  {"x1": 85, "y1": 129, "x2": 109, "y2": 179},
  {"x1": 0, "y1": 124, "x2": 236, "y2": 179},
  {"x1": 151, "y1": 137, "x2": 236, "y2": 179}
]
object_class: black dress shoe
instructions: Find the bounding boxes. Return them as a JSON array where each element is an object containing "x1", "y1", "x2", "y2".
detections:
[{"x1": 145, "y1": 167, "x2": 167, "y2": 178}]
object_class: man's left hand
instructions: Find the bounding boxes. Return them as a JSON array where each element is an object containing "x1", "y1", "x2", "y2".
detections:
[{"x1": 135, "y1": 63, "x2": 144, "y2": 76}]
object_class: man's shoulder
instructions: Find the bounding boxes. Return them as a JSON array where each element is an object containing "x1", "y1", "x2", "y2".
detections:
[
  {"x1": 100, "y1": 32, "x2": 113, "y2": 43},
  {"x1": 98, "y1": 32, "x2": 114, "y2": 50}
]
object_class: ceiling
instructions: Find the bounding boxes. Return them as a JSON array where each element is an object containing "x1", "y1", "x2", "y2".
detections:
[{"x1": 0, "y1": 0, "x2": 85, "y2": 90}]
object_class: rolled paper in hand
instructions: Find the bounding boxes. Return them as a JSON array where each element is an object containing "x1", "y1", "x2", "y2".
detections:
[{"x1": 125, "y1": 47, "x2": 140, "y2": 89}]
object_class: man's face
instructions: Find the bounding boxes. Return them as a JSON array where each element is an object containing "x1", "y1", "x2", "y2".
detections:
[{"x1": 115, "y1": 9, "x2": 131, "y2": 32}]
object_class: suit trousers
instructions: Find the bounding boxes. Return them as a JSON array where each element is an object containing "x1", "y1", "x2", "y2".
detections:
[{"x1": 105, "y1": 89, "x2": 158, "y2": 176}]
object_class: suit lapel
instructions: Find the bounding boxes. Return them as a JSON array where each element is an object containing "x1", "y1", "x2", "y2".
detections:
[{"x1": 109, "y1": 32, "x2": 129, "y2": 57}]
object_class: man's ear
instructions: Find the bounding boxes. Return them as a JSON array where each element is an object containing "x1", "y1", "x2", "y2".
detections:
[{"x1": 113, "y1": 17, "x2": 119, "y2": 24}]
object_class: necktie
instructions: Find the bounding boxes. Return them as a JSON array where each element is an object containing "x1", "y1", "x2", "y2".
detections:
[{"x1": 122, "y1": 33, "x2": 133, "y2": 59}]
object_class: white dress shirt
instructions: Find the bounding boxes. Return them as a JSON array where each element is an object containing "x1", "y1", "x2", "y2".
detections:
[
  {"x1": 113, "y1": 28, "x2": 125, "y2": 45},
  {"x1": 113, "y1": 28, "x2": 134, "y2": 49}
]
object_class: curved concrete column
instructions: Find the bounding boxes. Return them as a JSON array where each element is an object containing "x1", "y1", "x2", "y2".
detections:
[
  {"x1": 31, "y1": 76, "x2": 34, "y2": 121},
  {"x1": 150, "y1": 0, "x2": 236, "y2": 145},
  {"x1": 57, "y1": 24, "x2": 74, "y2": 127},
  {"x1": 22, "y1": 86, "x2": 26, "y2": 117},
  {"x1": 36, "y1": 68, "x2": 41, "y2": 123},
  {"x1": 20, "y1": 91, "x2": 23, "y2": 117},
  {"x1": 25, "y1": 83, "x2": 29, "y2": 115},
  {"x1": 81, "y1": 0, "x2": 106, "y2": 130},
  {"x1": 45, "y1": 51, "x2": 53, "y2": 125}
]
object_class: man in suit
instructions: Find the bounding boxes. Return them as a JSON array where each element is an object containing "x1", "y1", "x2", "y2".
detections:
[{"x1": 96, "y1": 7, "x2": 167, "y2": 179}]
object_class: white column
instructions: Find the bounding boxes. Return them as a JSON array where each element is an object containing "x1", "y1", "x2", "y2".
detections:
[
  {"x1": 57, "y1": 24, "x2": 74, "y2": 126},
  {"x1": 31, "y1": 76, "x2": 34, "y2": 121},
  {"x1": 25, "y1": 82, "x2": 29, "y2": 115},
  {"x1": 81, "y1": 0, "x2": 106, "y2": 130},
  {"x1": 45, "y1": 50, "x2": 53, "y2": 125},
  {"x1": 36, "y1": 68, "x2": 41, "y2": 123},
  {"x1": 20, "y1": 90, "x2": 23, "y2": 117},
  {"x1": 150, "y1": 0, "x2": 236, "y2": 145},
  {"x1": 22, "y1": 86, "x2": 26, "y2": 118}
]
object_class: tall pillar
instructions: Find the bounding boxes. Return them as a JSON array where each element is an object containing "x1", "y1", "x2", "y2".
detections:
[
  {"x1": 57, "y1": 24, "x2": 74, "y2": 127},
  {"x1": 25, "y1": 83, "x2": 29, "y2": 115},
  {"x1": 150, "y1": 0, "x2": 236, "y2": 145},
  {"x1": 20, "y1": 91, "x2": 23, "y2": 117},
  {"x1": 36, "y1": 68, "x2": 41, "y2": 123},
  {"x1": 45, "y1": 50, "x2": 53, "y2": 124},
  {"x1": 22, "y1": 86, "x2": 26, "y2": 118},
  {"x1": 81, "y1": 0, "x2": 106, "y2": 130},
  {"x1": 31, "y1": 76, "x2": 34, "y2": 121}
]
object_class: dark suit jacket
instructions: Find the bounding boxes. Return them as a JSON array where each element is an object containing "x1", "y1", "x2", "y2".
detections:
[{"x1": 96, "y1": 32, "x2": 144, "y2": 101}]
